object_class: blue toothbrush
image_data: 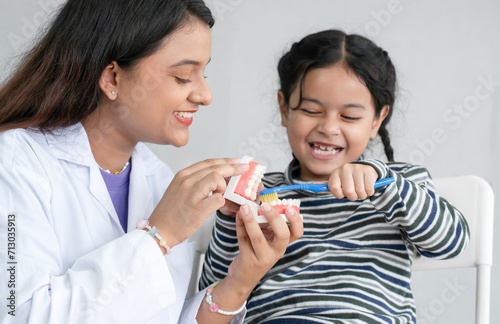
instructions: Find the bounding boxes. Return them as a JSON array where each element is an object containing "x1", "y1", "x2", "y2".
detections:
[{"x1": 259, "y1": 177, "x2": 395, "y2": 203}]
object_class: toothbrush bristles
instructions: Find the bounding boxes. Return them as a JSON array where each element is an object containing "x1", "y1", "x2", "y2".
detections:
[{"x1": 260, "y1": 192, "x2": 278, "y2": 204}]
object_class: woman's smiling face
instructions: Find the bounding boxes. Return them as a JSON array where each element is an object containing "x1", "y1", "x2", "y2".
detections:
[
  {"x1": 279, "y1": 64, "x2": 388, "y2": 181},
  {"x1": 109, "y1": 17, "x2": 213, "y2": 147}
]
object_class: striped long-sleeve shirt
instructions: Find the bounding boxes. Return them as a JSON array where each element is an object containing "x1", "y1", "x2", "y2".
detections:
[{"x1": 200, "y1": 159, "x2": 469, "y2": 323}]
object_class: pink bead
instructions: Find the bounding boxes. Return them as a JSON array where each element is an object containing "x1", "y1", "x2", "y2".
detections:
[
  {"x1": 136, "y1": 219, "x2": 149, "y2": 230},
  {"x1": 210, "y1": 303, "x2": 219, "y2": 312}
]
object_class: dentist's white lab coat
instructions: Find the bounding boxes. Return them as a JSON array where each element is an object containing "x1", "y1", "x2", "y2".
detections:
[{"x1": 0, "y1": 124, "x2": 244, "y2": 324}]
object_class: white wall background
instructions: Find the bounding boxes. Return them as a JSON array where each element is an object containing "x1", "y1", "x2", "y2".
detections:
[{"x1": 1, "y1": 0, "x2": 499, "y2": 323}]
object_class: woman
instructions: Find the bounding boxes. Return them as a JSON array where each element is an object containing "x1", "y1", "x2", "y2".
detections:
[{"x1": 0, "y1": 0, "x2": 303, "y2": 323}]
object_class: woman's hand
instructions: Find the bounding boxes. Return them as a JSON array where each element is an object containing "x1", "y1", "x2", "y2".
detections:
[
  {"x1": 328, "y1": 163, "x2": 379, "y2": 201},
  {"x1": 219, "y1": 183, "x2": 264, "y2": 217},
  {"x1": 148, "y1": 158, "x2": 249, "y2": 250}
]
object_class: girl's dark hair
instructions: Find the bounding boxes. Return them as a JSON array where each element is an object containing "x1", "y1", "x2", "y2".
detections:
[
  {"x1": 278, "y1": 29, "x2": 396, "y2": 161},
  {"x1": 0, "y1": 0, "x2": 214, "y2": 132}
]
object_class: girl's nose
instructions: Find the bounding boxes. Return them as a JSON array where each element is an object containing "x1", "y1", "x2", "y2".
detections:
[{"x1": 316, "y1": 116, "x2": 340, "y2": 136}]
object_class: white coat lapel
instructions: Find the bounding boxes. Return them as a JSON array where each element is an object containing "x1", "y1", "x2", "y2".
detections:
[{"x1": 127, "y1": 145, "x2": 154, "y2": 232}]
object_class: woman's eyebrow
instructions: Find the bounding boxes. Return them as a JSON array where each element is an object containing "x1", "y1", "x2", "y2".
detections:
[
  {"x1": 169, "y1": 58, "x2": 211, "y2": 68},
  {"x1": 169, "y1": 59, "x2": 201, "y2": 68}
]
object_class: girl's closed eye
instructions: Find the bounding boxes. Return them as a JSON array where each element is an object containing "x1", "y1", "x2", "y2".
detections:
[
  {"x1": 341, "y1": 114, "x2": 362, "y2": 121},
  {"x1": 299, "y1": 107, "x2": 322, "y2": 115}
]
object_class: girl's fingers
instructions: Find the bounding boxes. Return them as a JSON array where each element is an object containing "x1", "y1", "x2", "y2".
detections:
[
  {"x1": 284, "y1": 206, "x2": 304, "y2": 243},
  {"x1": 237, "y1": 204, "x2": 290, "y2": 257},
  {"x1": 235, "y1": 205, "x2": 260, "y2": 256},
  {"x1": 219, "y1": 200, "x2": 240, "y2": 217},
  {"x1": 328, "y1": 173, "x2": 343, "y2": 199},
  {"x1": 354, "y1": 173, "x2": 368, "y2": 200},
  {"x1": 340, "y1": 171, "x2": 357, "y2": 201},
  {"x1": 364, "y1": 172, "x2": 376, "y2": 197},
  {"x1": 259, "y1": 204, "x2": 290, "y2": 247}
]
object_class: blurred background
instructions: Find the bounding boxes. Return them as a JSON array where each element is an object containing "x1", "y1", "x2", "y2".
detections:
[{"x1": 1, "y1": 0, "x2": 498, "y2": 322}]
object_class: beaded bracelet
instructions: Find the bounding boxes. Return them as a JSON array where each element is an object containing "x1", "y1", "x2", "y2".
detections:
[
  {"x1": 205, "y1": 282, "x2": 247, "y2": 316},
  {"x1": 136, "y1": 219, "x2": 171, "y2": 255}
]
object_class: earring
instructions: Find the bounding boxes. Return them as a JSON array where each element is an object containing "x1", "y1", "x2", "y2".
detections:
[{"x1": 111, "y1": 91, "x2": 116, "y2": 95}]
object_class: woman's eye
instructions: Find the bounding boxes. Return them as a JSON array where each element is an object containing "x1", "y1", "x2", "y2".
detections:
[{"x1": 175, "y1": 77, "x2": 192, "y2": 84}]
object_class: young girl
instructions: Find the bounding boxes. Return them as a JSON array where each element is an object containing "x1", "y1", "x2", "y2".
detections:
[
  {"x1": 0, "y1": 1, "x2": 303, "y2": 323},
  {"x1": 200, "y1": 29, "x2": 469, "y2": 323}
]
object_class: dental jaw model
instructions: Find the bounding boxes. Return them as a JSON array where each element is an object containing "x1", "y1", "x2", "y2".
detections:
[
  {"x1": 223, "y1": 156, "x2": 265, "y2": 220},
  {"x1": 223, "y1": 156, "x2": 301, "y2": 225},
  {"x1": 261, "y1": 199, "x2": 301, "y2": 222}
]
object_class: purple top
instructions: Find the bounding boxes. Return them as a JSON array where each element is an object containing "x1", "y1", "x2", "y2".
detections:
[{"x1": 99, "y1": 161, "x2": 131, "y2": 232}]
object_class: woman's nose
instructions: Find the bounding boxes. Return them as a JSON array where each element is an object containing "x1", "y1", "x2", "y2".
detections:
[{"x1": 190, "y1": 78, "x2": 212, "y2": 106}]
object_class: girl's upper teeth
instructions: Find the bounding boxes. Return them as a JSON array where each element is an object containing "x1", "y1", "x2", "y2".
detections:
[
  {"x1": 313, "y1": 144, "x2": 339, "y2": 155},
  {"x1": 313, "y1": 145, "x2": 339, "y2": 156}
]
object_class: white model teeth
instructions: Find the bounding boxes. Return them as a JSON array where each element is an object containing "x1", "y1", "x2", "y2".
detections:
[
  {"x1": 269, "y1": 199, "x2": 301, "y2": 207},
  {"x1": 174, "y1": 112, "x2": 194, "y2": 119},
  {"x1": 244, "y1": 165, "x2": 266, "y2": 200}
]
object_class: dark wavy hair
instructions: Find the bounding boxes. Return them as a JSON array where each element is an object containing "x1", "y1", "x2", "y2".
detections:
[
  {"x1": 277, "y1": 29, "x2": 397, "y2": 161},
  {"x1": 0, "y1": 0, "x2": 214, "y2": 132}
]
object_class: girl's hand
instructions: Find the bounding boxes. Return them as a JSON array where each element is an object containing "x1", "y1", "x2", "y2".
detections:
[
  {"x1": 218, "y1": 200, "x2": 240, "y2": 217},
  {"x1": 148, "y1": 158, "x2": 249, "y2": 250},
  {"x1": 196, "y1": 203, "x2": 303, "y2": 321},
  {"x1": 328, "y1": 163, "x2": 379, "y2": 201},
  {"x1": 224, "y1": 203, "x2": 303, "y2": 296}
]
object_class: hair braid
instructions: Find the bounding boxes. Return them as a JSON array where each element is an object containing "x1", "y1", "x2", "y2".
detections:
[{"x1": 378, "y1": 124, "x2": 394, "y2": 162}]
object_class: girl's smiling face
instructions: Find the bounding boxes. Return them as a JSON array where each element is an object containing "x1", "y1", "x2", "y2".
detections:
[{"x1": 279, "y1": 64, "x2": 389, "y2": 181}]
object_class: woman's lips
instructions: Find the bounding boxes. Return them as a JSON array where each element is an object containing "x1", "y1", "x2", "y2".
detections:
[{"x1": 173, "y1": 111, "x2": 194, "y2": 126}]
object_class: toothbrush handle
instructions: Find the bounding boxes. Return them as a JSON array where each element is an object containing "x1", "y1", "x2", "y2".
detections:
[
  {"x1": 301, "y1": 183, "x2": 329, "y2": 193},
  {"x1": 373, "y1": 177, "x2": 396, "y2": 188},
  {"x1": 305, "y1": 177, "x2": 395, "y2": 192}
]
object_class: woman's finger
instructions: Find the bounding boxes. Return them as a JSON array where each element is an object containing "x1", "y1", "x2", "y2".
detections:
[
  {"x1": 179, "y1": 158, "x2": 249, "y2": 181},
  {"x1": 176, "y1": 158, "x2": 241, "y2": 177},
  {"x1": 199, "y1": 193, "x2": 226, "y2": 215}
]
